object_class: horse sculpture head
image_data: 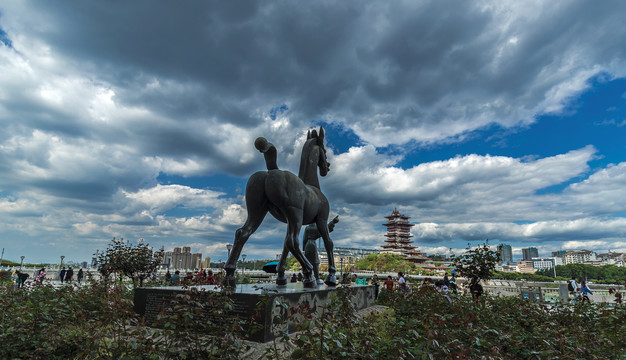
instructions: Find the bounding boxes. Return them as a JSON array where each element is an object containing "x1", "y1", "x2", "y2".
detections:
[{"x1": 306, "y1": 126, "x2": 330, "y2": 177}]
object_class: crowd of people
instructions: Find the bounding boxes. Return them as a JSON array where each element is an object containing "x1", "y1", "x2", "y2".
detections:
[
  {"x1": 7, "y1": 265, "x2": 598, "y2": 306},
  {"x1": 365, "y1": 271, "x2": 465, "y2": 300},
  {"x1": 164, "y1": 268, "x2": 219, "y2": 286},
  {"x1": 4, "y1": 266, "x2": 87, "y2": 287}
]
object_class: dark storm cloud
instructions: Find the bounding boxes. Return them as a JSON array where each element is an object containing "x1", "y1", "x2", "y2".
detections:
[
  {"x1": 15, "y1": 1, "x2": 362, "y2": 124},
  {"x1": 5, "y1": 1, "x2": 626, "y2": 148},
  {"x1": 2, "y1": 1, "x2": 626, "y2": 261}
]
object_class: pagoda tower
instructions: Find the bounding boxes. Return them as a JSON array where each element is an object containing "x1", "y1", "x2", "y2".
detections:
[{"x1": 381, "y1": 209, "x2": 416, "y2": 258}]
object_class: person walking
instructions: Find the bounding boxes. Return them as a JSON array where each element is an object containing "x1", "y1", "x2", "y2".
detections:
[
  {"x1": 77, "y1": 269, "x2": 84, "y2": 283},
  {"x1": 16, "y1": 270, "x2": 28, "y2": 288},
  {"x1": 371, "y1": 274, "x2": 380, "y2": 299},
  {"x1": 169, "y1": 270, "x2": 180, "y2": 285},
  {"x1": 397, "y1": 272, "x2": 407, "y2": 293},
  {"x1": 35, "y1": 268, "x2": 46, "y2": 284},
  {"x1": 206, "y1": 270, "x2": 215, "y2": 285},
  {"x1": 449, "y1": 272, "x2": 457, "y2": 293},
  {"x1": 59, "y1": 267, "x2": 66, "y2": 284},
  {"x1": 568, "y1": 276, "x2": 578, "y2": 302},
  {"x1": 470, "y1": 280, "x2": 484, "y2": 302},
  {"x1": 384, "y1": 275, "x2": 394, "y2": 292},
  {"x1": 65, "y1": 267, "x2": 74, "y2": 283},
  {"x1": 580, "y1": 281, "x2": 593, "y2": 303}
]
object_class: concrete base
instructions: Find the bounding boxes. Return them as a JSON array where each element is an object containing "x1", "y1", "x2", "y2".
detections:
[{"x1": 134, "y1": 283, "x2": 376, "y2": 343}]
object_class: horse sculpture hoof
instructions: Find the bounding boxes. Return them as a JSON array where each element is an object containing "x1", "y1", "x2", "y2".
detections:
[
  {"x1": 276, "y1": 274, "x2": 287, "y2": 286},
  {"x1": 316, "y1": 279, "x2": 325, "y2": 285},
  {"x1": 223, "y1": 274, "x2": 237, "y2": 288},
  {"x1": 324, "y1": 273, "x2": 337, "y2": 286},
  {"x1": 303, "y1": 278, "x2": 316, "y2": 288}
]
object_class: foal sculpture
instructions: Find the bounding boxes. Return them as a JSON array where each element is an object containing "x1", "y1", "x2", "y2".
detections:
[{"x1": 223, "y1": 127, "x2": 337, "y2": 288}]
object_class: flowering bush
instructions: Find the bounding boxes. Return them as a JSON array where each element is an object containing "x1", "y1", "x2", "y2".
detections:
[
  {"x1": 376, "y1": 287, "x2": 626, "y2": 359},
  {"x1": 1, "y1": 279, "x2": 624, "y2": 359}
]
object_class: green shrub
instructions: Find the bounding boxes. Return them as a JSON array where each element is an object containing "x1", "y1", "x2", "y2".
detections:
[{"x1": 1, "y1": 279, "x2": 624, "y2": 359}]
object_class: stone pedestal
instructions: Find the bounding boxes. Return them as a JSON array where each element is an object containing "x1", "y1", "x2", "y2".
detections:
[
  {"x1": 134, "y1": 283, "x2": 376, "y2": 343},
  {"x1": 558, "y1": 283, "x2": 570, "y2": 303}
]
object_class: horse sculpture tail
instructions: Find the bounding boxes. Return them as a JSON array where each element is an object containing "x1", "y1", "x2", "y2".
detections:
[{"x1": 254, "y1": 137, "x2": 278, "y2": 170}]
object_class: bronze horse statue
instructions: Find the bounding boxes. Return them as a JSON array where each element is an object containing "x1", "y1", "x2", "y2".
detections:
[{"x1": 223, "y1": 127, "x2": 337, "y2": 288}]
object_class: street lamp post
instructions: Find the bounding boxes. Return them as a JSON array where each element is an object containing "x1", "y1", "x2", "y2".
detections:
[
  {"x1": 340, "y1": 257, "x2": 344, "y2": 278},
  {"x1": 60, "y1": 255, "x2": 65, "y2": 270},
  {"x1": 226, "y1": 244, "x2": 233, "y2": 259},
  {"x1": 242, "y1": 254, "x2": 247, "y2": 275},
  {"x1": 20, "y1": 256, "x2": 25, "y2": 270}
]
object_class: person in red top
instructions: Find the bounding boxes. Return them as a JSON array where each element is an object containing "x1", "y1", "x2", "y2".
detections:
[
  {"x1": 384, "y1": 275, "x2": 394, "y2": 292},
  {"x1": 206, "y1": 270, "x2": 215, "y2": 285}
]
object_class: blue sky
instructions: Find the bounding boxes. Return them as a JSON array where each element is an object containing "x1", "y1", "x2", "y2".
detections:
[{"x1": 0, "y1": 1, "x2": 625, "y2": 264}]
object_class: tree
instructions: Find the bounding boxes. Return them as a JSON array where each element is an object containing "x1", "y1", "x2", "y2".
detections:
[
  {"x1": 95, "y1": 237, "x2": 164, "y2": 287},
  {"x1": 537, "y1": 263, "x2": 626, "y2": 284},
  {"x1": 354, "y1": 253, "x2": 415, "y2": 273},
  {"x1": 451, "y1": 241, "x2": 501, "y2": 286}
]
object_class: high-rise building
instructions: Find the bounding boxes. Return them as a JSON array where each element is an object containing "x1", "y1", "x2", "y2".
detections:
[
  {"x1": 522, "y1": 247, "x2": 539, "y2": 260},
  {"x1": 498, "y1": 244, "x2": 513, "y2": 265},
  {"x1": 163, "y1": 246, "x2": 203, "y2": 269},
  {"x1": 200, "y1": 257, "x2": 212, "y2": 269}
]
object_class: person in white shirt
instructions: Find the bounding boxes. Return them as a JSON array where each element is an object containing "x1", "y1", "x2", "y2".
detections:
[
  {"x1": 397, "y1": 272, "x2": 407, "y2": 293},
  {"x1": 568, "y1": 276, "x2": 579, "y2": 301}
]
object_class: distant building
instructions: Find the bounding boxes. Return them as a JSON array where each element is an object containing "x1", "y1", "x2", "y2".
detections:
[
  {"x1": 498, "y1": 244, "x2": 513, "y2": 265},
  {"x1": 552, "y1": 250, "x2": 567, "y2": 258},
  {"x1": 597, "y1": 252, "x2": 625, "y2": 266},
  {"x1": 564, "y1": 250, "x2": 596, "y2": 264},
  {"x1": 163, "y1": 246, "x2": 203, "y2": 269},
  {"x1": 379, "y1": 208, "x2": 430, "y2": 264},
  {"x1": 406, "y1": 248, "x2": 431, "y2": 264},
  {"x1": 531, "y1": 257, "x2": 562, "y2": 270},
  {"x1": 318, "y1": 247, "x2": 379, "y2": 266},
  {"x1": 200, "y1": 257, "x2": 211, "y2": 269},
  {"x1": 498, "y1": 264, "x2": 517, "y2": 272},
  {"x1": 516, "y1": 259, "x2": 536, "y2": 273},
  {"x1": 522, "y1": 247, "x2": 539, "y2": 260}
]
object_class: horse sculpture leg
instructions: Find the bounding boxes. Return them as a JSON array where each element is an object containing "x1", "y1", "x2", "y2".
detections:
[
  {"x1": 223, "y1": 173, "x2": 268, "y2": 288},
  {"x1": 277, "y1": 206, "x2": 316, "y2": 287},
  {"x1": 316, "y1": 218, "x2": 337, "y2": 286},
  {"x1": 276, "y1": 247, "x2": 290, "y2": 285},
  {"x1": 223, "y1": 212, "x2": 266, "y2": 287}
]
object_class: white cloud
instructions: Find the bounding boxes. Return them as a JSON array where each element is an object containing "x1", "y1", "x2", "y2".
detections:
[
  {"x1": 328, "y1": 145, "x2": 596, "y2": 220},
  {"x1": 123, "y1": 184, "x2": 225, "y2": 215},
  {"x1": 1, "y1": 1, "x2": 626, "y2": 262}
]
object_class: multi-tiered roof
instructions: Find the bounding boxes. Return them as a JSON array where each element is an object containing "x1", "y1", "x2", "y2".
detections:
[
  {"x1": 381, "y1": 209, "x2": 415, "y2": 256},
  {"x1": 381, "y1": 209, "x2": 430, "y2": 263}
]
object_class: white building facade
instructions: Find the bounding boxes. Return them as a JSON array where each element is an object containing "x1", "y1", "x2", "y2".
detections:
[
  {"x1": 563, "y1": 250, "x2": 596, "y2": 264},
  {"x1": 532, "y1": 257, "x2": 563, "y2": 270}
]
